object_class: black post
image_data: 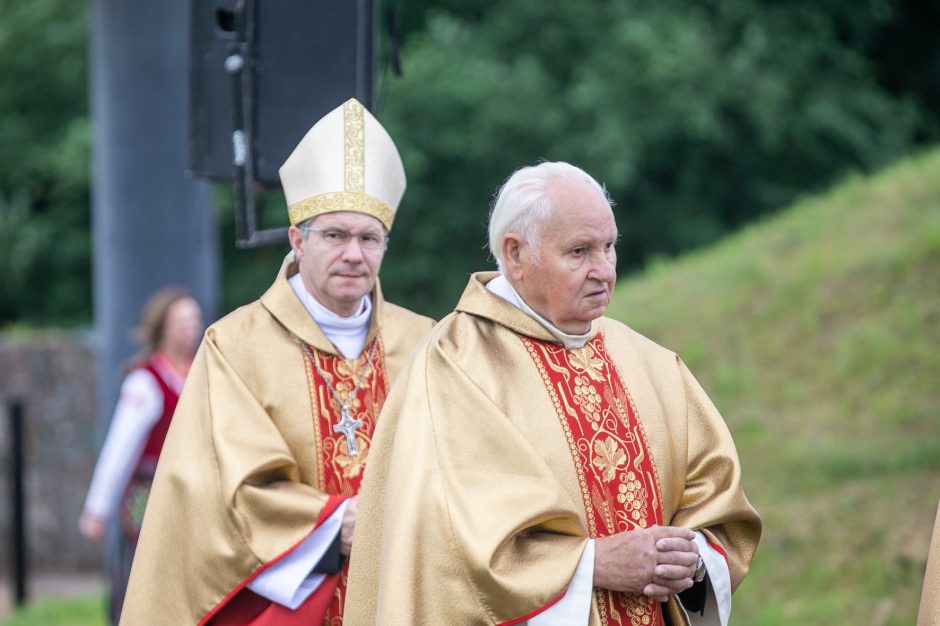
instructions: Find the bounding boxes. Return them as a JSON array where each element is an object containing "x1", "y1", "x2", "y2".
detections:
[
  {"x1": 228, "y1": 0, "x2": 289, "y2": 249},
  {"x1": 8, "y1": 400, "x2": 27, "y2": 606}
]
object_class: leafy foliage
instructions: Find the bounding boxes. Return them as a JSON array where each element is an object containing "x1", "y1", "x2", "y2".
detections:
[
  {"x1": 378, "y1": 0, "x2": 926, "y2": 317},
  {"x1": 0, "y1": 0, "x2": 91, "y2": 326},
  {"x1": 606, "y1": 148, "x2": 940, "y2": 624},
  {"x1": 2, "y1": 0, "x2": 940, "y2": 322}
]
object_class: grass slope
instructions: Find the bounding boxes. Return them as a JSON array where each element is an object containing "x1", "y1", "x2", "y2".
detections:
[
  {"x1": 4, "y1": 152, "x2": 939, "y2": 626},
  {"x1": 607, "y1": 148, "x2": 940, "y2": 624},
  {"x1": 0, "y1": 594, "x2": 105, "y2": 626}
]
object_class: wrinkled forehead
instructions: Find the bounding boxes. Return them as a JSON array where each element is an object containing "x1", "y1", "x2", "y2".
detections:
[{"x1": 543, "y1": 179, "x2": 616, "y2": 234}]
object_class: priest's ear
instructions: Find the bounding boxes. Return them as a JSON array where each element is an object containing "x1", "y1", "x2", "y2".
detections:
[
  {"x1": 288, "y1": 224, "x2": 306, "y2": 259},
  {"x1": 500, "y1": 233, "x2": 528, "y2": 281}
]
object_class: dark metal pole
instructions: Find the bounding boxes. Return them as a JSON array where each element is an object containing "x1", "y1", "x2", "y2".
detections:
[
  {"x1": 229, "y1": 0, "x2": 289, "y2": 249},
  {"x1": 8, "y1": 399, "x2": 27, "y2": 606},
  {"x1": 228, "y1": 0, "x2": 252, "y2": 246}
]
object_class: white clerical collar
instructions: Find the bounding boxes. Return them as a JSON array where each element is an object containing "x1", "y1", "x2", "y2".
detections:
[
  {"x1": 288, "y1": 273, "x2": 371, "y2": 358},
  {"x1": 486, "y1": 274, "x2": 595, "y2": 349}
]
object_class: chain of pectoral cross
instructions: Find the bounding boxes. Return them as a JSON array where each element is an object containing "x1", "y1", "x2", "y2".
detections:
[{"x1": 301, "y1": 337, "x2": 379, "y2": 457}]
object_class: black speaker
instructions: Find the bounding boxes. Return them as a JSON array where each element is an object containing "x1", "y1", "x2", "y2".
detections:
[{"x1": 189, "y1": 0, "x2": 378, "y2": 186}]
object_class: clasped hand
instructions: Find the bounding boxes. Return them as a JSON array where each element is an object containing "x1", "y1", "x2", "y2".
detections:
[
  {"x1": 593, "y1": 525, "x2": 700, "y2": 603},
  {"x1": 340, "y1": 496, "x2": 358, "y2": 556}
]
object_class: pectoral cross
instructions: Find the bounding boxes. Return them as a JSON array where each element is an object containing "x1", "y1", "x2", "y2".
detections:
[{"x1": 333, "y1": 405, "x2": 364, "y2": 457}]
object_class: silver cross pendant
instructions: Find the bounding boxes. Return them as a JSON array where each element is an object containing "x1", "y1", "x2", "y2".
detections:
[{"x1": 333, "y1": 405, "x2": 364, "y2": 457}]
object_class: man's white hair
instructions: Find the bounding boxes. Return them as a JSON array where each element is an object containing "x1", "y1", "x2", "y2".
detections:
[{"x1": 488, "y1": 161, "x2": 612, "y2": 271}]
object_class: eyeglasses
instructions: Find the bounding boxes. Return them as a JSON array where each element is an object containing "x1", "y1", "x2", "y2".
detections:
[{"x1": 302, "y1": 226, "x2": 389, "y2": 251}]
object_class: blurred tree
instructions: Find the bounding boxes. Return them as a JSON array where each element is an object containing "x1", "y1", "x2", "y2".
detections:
[
  {"x1": 866, "y1": 0, "x2": 940, "y2": 139},
  {"x1": 377, "y1": 0, "x2": 927, "y2": 317},
  {"x1": 0, "y1": 0, "x2": 91, "y2": 326},
  {"x1": 2, "y1": 0, "x2": 939, "y2": 323},
  {"x1": 215, "y1": 186, "x2": 292, "y2": 314}
]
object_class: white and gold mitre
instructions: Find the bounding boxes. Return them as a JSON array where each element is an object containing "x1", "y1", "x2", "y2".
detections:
[{"x1": 279, "y1": 98, "x2": 405, "y2": 230}]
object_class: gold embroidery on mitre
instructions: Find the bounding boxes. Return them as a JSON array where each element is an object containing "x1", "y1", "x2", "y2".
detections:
[
  {"x1": 288, "y1": 192, "x2": 394, "y2": 230},
  {"x1": 344, "y1": 99, "x2": 365, "y2": 193}
]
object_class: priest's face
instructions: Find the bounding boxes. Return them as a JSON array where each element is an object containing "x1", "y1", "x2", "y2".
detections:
[
  {"x1": 506, "y1": 178, "x2": 617, "y2": 334},
  {"x1": 289, "y1": 211, "x2": 387, "y2": 317}
]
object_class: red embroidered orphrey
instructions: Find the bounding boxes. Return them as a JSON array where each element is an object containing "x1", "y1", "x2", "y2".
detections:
[
  {"x1": 522, "y1": 334, "x2": 666, "y2": 626},
  {"x1": 304, "y1": 338, "x2": 388, "y2": 624}
]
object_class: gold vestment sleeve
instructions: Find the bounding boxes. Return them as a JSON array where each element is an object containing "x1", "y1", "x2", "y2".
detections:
[
  {"x1": 667, "y1": 358, "x2": 761, "y2": 592},
  {"x1": 120, "y1": 330, "x2": 333, "y2": 625},
  {"x1": 919, "y1": 501, "x2": 940, "y2": 626},
  {"x1": 346, "y1": 324, "x2": 588, "y2": 625}
]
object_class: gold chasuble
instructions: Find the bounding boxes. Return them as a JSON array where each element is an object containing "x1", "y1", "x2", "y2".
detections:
[
  {"x1": 119, "y1": 254, "x2": 433, "y2": 626},
  {"x1": 345, "y1": 273, "x2": 761, "y2": 626},
  {"x1": 919, "y1": 501, "x2": 940, "y2": 626}
]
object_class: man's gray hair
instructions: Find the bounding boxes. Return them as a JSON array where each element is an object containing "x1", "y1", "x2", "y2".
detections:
[{"x1": 488, "y1": 161, "x2": 612, "y2": 271}]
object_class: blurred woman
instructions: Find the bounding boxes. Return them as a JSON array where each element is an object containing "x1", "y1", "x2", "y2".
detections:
[{"x1": 78, "y1": 287, "x2": 203, "y2": 624}]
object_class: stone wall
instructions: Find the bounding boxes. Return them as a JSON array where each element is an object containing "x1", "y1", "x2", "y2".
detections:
[{"x1": 0, "y1": 331, "x2": 102, "y2": 574}]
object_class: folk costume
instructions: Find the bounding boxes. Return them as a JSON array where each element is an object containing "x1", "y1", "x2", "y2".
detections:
[
  {"x1": 120, "y1": 99, "x2": 433, "y2": 625},
  {"x1": 82, "y1": 353, "x2": 189, "y2": 623},
  {"x1": 345, "y1": 272, "x2": 761, "y2": 626}
]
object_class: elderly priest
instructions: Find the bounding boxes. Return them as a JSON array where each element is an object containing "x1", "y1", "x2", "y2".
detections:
[
  {"x1": 345, "y1": 161, "x2": 761, "y2": 626},
  {"x1": 119, "y1": 99, "x2": 433, "y2": 625}
]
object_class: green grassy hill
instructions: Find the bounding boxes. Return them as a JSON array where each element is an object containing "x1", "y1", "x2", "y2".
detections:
[
  {"x1": 607, "y1": 149, "x2": 940, "y2": 624},
  {"x1": 3, "y1": 153, "x2": 938, "y2": 626}
]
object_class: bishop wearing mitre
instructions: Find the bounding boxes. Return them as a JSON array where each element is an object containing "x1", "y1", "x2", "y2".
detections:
[{"x1": 120, "y1": 98, "x2": 433, "y2": 625}]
